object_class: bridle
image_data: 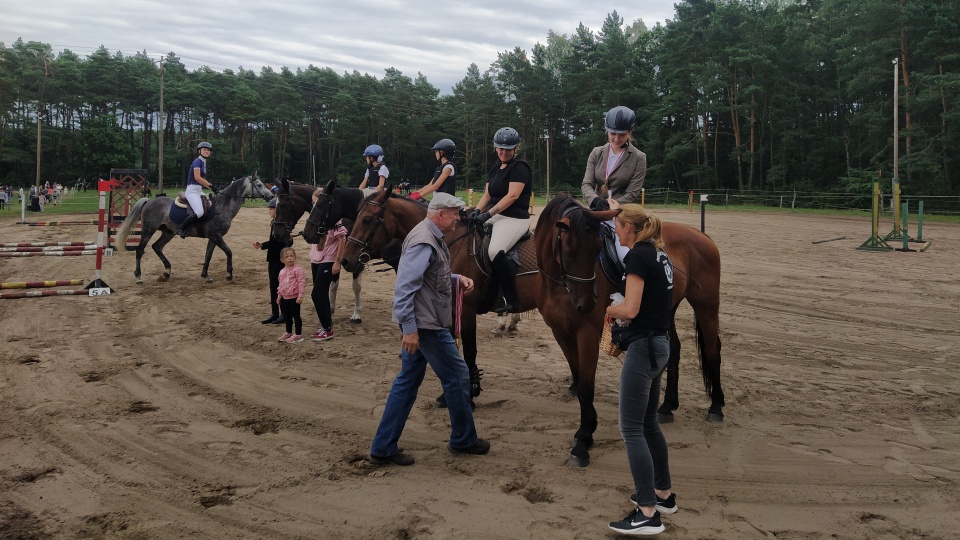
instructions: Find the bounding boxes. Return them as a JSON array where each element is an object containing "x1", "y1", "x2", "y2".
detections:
[
  {"x1": 538, "y1": 205, "x2": 597, "y2": 293},
  {"x1": 303, "y1": 193, "x2": 335, "y2": 238},
  {"x1": 345, "y1": 196, "x2": 389, "y2": 268}
]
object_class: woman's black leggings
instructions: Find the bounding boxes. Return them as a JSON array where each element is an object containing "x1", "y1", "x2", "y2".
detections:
[{"x1": 311, "y1": 262, "x2": 338, "y2": 331}]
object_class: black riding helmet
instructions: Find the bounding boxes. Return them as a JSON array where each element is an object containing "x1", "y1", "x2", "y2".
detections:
[
  {"x1": 493, "y1": 127, "x2": 521, "y2": 149},
  {"x1": 431, "y1": 138, "x2": 456, "y2": 158},
  {"x1": 604, "y1": 106, "x2": 636, "y2": 134}
]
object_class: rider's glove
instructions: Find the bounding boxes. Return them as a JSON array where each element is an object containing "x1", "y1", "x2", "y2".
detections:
[
  {"x1": 409, "y1": 192, "x2": 422, "y2": 201},
  {"x1": 589, "y1": 197, "x2": 610, "y2": 211}
]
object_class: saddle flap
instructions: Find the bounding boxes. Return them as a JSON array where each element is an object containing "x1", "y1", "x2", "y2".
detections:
[
  {"x1": 175, "y1": 192, "x2": 212, "y2": 214},
  {"x1": 599, "y1": 222, "x2": 625, "y2": 287}
]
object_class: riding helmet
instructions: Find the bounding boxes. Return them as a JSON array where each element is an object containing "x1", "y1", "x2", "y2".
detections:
[
  {"x1": 197, "y1": 141, "x2": 213, "y2": 151},
  {"x1": 493, "y1": 127, "x2": 521, "y2": 149},
  {"x1": 431, "y1": 138, "x2": 456, "y2": 157},
  {"x1": 604, "y1": 106, "x2": 636, "y2": 134},
  {"x1": 362, "y1": 144, "x2": 384, "y2": 158}
]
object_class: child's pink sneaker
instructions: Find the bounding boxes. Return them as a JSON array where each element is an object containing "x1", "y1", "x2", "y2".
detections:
[
  {"x1": 277, "y1": 332, "x2": 292, "y2": 342},
  {"x1": 284, "y1": 334, "x2": 304, "y2": 343}
]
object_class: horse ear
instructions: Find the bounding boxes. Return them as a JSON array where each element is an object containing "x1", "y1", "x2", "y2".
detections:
[
  {"x1": 282, "y1": 178, "x2": 290, "y2": 192},
  {"x1": 324, "y1": 178, "x2": 336, "y2": 193},
  {"x1": 384, "y1": 184, "x2": 394, "y2": 197},
  {"x1": 592, "y1": 209, "x2": 621, "y2": 221},
  {"x1": 556, "y1": 218, "x2": 572, "y2": 231}
]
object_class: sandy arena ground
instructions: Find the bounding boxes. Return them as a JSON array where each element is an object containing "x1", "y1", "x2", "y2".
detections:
[{"x1": 1, "y1": 202, "x2": 958, "y2": 539}]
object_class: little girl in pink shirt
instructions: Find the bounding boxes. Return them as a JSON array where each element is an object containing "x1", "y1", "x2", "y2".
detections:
[{"x1": 276, "y1": 247, "x2": 306, "y2": 343}]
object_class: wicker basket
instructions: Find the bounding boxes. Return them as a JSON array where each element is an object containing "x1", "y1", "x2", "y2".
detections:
[{"x1": 600, "y1": 317, "x2": 624, "y2": 358}]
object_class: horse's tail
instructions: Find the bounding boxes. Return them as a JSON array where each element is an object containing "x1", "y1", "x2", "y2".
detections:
[
  {"x1": 115, "y1": 198, "x2": 149, "y2": 250},
  {"x1": 695, "y1": 320, "x2": 721, "y2": 397}
]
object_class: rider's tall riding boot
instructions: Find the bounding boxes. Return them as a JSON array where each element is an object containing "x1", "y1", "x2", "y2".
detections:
[
  {"x1": 491, "y1": 251, "x2": 521, "y2": 314},
  {"x1": 476, "y1": 270, "x2": 501, "y2": 315},
  {"x1": 176, "y1": 213, "x2": 198, "y2": 239}
]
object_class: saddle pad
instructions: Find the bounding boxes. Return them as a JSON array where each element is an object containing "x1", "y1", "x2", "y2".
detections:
[{"x1": 476, "y1": 229, "x2": 537, "y2": 276}]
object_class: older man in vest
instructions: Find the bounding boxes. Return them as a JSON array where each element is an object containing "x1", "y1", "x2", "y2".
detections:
[{"x1": 368, "y1": 192, "x2": 491, "y2": 466}]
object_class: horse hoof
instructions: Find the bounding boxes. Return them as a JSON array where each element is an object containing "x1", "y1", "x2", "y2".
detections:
[
  {"x1": 135, "y1": 277, "x2": 143, "y2": 285},
  {"x1": 565, "y1": 454, "x2": 589, "y2": 468},
  {"x1": 658, "y1": 413, "x2": 675, "y2": 424},
  {"x1": 350, "y1": 318, "x2": 362, "y2": 324},
  {"x1": 205, "y1": 277, "x2": 214, "y2": 284},
  {"x1": 226, "y1": 275, "x2": 233, "y2": 281},
  {"x1": 157, "y1": 274, "x2": 170, "y2": 283},
  {"x1": 705, "y1": 412, "x2": 724, "y2": 423}
]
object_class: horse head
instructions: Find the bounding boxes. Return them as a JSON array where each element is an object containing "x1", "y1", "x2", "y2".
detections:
[
  {"x1": 302, "y1": 179, "x2": 338, "y2": 244},
  {"x1": 270, "y1": 178, "x2": 303, "y2": 242},
  {"x1": 243, "y1": 174, "x2": 273, "y2": 201},
  {"x1": 340, "y1": 186, "x2": 398, "y2": 275},
  {"x1": 538, "y1": 194, "x2": 619, "y2": 314}
]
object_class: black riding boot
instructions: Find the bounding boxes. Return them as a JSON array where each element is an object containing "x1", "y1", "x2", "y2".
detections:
[
  {"x1": 176, "y1": 213, "x2": 198, "y2": 239},
  {"x1": 491, "y1": 251, "x2": 521, "y2": 314},
  {"x1": 476, "y1": 275, "x2": 501, "y2": 315}
]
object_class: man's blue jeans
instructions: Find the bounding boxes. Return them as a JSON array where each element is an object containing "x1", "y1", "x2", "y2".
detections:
[{"x1": 371, "y1": 328, "x2": 478, "y2": 458}]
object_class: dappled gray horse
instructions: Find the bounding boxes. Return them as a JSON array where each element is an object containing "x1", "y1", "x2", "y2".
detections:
[{"x1": 115, "y1": 174, "x2": 274, "y2": 283}]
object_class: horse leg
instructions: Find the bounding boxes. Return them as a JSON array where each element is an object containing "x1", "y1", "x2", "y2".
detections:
[
  {"x1": 150, "y1": 231, "x2": 175, "y2": 282},
  {"x1": 437, "y1": 312, "x2": 481, "y2": 408},
  {"x1": 568, "y1": 325, "x2": 600, "y2": 468},
  {"x1": 695, "y1": 311, "x2": 724, "y2": 422},
  {"x1": 492, "y1": 314, "x2": 506, "y2": 336},
  {"x1": 658, "y1": 315, "x2": 682, "y2": 423},
  {"x1": 350, "y1": 272, "x2": 362, "y2": 323},
  {"x1": 328, "y1": 278, "x2": 339, "y2": 317},
  {"x1": 508, "y1": 313, "x2": 520, "y2": 335},
  {"x1": 201, "y1": 239, "x2": 217, "y2": 283},
  {"x1": 133, "y1": 235, "x2": 149, "y2": 284}
]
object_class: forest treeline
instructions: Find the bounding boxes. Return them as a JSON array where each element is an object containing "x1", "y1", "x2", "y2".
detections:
[{"x1": 1, "y1": 0, "x2": 958, "y2": 196}]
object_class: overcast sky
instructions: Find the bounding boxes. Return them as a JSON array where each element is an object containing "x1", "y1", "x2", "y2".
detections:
[{"x1": 2, "y1": 0, "x2": 678, "y2": 93}]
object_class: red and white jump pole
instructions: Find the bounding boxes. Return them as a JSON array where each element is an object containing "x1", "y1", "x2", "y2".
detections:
[{"x1": 1, "y1": 279, "x2": 84, "y2": 289}]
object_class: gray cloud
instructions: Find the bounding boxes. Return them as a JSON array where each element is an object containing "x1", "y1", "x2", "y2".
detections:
[{"x1": 2, "y1": 0, "x2": 676, "y2": 92}]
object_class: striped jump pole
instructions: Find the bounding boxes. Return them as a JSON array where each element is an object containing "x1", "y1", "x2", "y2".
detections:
[
  {"x1": 22, "y1": 220, "x2": 100, "y2": 226},
  {"x1": 0, "y1": 289, "x2": 90, "y2": 299},
  {"x1": 0, "y1": 245, "x2": 94, "y2": 252},
  {"x1": 0, "y1": 250, "x2": 98, "y2": 258},
  {"x1": 1, "y1": 279, "x2": 84, "y2": 290},
  {"x1": 86, "y1": 184, "x2": 112, "y2": 293},
  {"x1": 0, "y1": 241, "x2": 94, "y2": 248}
]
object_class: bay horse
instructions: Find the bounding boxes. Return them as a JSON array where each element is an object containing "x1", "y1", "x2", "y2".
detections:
[
  {"x1": 293, "y1": 179, "x2": 403, "y2": 323},
  {"x1": 115, "y1": 174, "x2": 274, "y2": 283},
  {"x1": 339, "y1": 186, "x2": 540, "y2": 402},
  {"x1": 536, "y1": 194, "x2": 723, "y2": 467}
]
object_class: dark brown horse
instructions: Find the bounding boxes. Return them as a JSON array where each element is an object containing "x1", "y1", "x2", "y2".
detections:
[
  {"x1": 536, "y1": 194, "x2": 723, "y2": 467},
  {"x1": 339, "y1": 187, "x2": 540, "y2": 402}
]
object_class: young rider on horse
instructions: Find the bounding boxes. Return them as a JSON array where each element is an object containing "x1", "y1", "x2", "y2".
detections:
[
  {"x1": 178, "y1": 141, "x2": 218, "y2": 238},
  {"x1": 469, "y1": 127, "x2": 532, "y2": 315},
  {"x1": 410, "y1": 139, "x2": 457, "y2": 201},
  {"x1": 358, "y1": 144, "x2": 388, "y2": 195}
]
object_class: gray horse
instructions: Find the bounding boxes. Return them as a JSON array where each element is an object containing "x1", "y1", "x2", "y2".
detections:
[{"x1": 115, "y1": 174, "x2": 274, "y2": 283}]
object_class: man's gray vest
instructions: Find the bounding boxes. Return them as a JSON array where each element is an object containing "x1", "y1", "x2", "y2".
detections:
[{"x1": 400, "y1": 220, "x2": 453, "y2": 330}]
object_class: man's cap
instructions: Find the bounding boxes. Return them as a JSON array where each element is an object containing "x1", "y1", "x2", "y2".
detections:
[
  {"x1": 267, "y1": 198, "x2": 277, "y2": 208},
  {"x1": 428, "y1": 192, "x2": 466, "y2": 210}
]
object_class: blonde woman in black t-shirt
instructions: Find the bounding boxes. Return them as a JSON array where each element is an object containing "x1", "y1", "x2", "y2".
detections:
[{"x1": 606, "y1": 203, "x2": 678, "y2": 536}]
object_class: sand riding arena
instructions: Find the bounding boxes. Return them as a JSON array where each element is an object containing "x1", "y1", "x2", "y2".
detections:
[{"x1": 1, "y1": 205, "x2": 958, "y2": 539}]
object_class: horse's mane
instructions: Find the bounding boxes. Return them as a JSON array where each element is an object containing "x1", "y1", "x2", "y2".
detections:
[{"x1": 332, "y1": 184, "x2": 364, "y2": 211}]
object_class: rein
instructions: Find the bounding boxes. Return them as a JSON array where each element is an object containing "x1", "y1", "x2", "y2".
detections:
[{"x1": 537, "y1": 205, "x2": 597, "y2": 292}]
